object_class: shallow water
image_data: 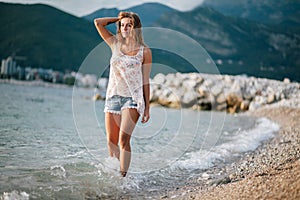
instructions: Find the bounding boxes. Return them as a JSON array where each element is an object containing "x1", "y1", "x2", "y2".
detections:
[{"x1": 0, "y1": 83, "x2": 279, "y2": 199}]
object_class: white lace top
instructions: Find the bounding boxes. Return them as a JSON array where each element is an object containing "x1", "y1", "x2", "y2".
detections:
[{"x1": 105, "y1": 41, "x2": 145, "y2": 115}]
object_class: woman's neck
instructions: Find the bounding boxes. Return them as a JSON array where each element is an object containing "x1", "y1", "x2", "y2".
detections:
[
  {"x1": 123, "y1": 37, "x2": 136, "y2": 46},
  {"x1": 121, "y1": 38, "x2": 138, "y2": 52}
]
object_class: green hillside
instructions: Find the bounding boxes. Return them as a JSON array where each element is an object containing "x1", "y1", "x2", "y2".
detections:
[
  {"x1": 154, "y1": 7, "x2": 300, "y2": 81},
  {"x1": 1, "y1": 2, "x2": 299, "y2": 81},
  {"x1": 203, "y1": 0, "x2": 300, "y2": 29},
  {"x1": 0, "y1": 2, "x2": 100, "y2": 71}
]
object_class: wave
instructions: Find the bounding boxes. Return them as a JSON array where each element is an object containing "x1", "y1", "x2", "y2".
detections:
[
  {"x1": 172, "y1": 117, "x2": 280, "y2": 171},
  {"x1": 0, "y1": 191, "x2": 29, "y2": 200}
]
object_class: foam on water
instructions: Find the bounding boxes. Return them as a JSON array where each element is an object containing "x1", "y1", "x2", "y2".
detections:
[
  {"x1": 172, "y1": 117, "x2": 280, "y2": 171},
  {"x1": 94, "y1": 157, "x2": 145, "y2": 190},
  {"x1": 101, "y1": 157, "x2": 121, "y2": 176},
  {"x1": 0, "y1": 191, "x2": 29, "y2": 200}
]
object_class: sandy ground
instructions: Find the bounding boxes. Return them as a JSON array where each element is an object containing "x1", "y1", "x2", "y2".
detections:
[{"x1": 163, "y1": 106, "x2": 300, "y2": 200}]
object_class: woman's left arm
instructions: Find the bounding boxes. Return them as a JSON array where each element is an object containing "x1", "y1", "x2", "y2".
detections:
[{"x1": 141, "y1": 46, "x2": 152, "y2": 123}]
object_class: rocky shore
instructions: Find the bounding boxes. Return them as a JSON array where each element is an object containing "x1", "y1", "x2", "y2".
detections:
[
  {"x1": 148, "y1": 73, "x2": 300, "y2": 200},
  {"x1": 161, "y1": 103, "x2": 300, "y2": 199},
  {"x1": 163, "y1": 107, "x2": 300, "y2": 200},
  {"x1": 150, "y1": 73, "x2": 300, "y2": 113}
]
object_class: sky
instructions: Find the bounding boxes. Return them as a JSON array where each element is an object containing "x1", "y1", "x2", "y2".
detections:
[{"x1": 0, "y1": 0, "x2": 205, "y2": 17}]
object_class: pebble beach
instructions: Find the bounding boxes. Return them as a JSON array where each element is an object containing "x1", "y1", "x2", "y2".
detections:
[
  {"x1": 160, "y1": 91, "x2": 300, "y2": 199},
  {"x1": 147, "y1": 72, "x2": 300, "y2": 199}
]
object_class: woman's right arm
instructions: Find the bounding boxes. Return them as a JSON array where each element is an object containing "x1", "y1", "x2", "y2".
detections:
[{"x1": 94, "y1": 17, "x2": 119, "y2": 47}]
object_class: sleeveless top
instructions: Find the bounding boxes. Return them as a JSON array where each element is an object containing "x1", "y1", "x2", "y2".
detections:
[{"x1": 105, "y1": 41, "x2": 145, "y2": 115}]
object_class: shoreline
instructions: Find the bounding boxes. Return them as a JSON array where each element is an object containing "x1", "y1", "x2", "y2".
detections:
[
  {"x1": 163, "y1": 105, "x2": 300, "y2": 200},
  {"x1": 1, "y1": 76, "x2": 299, "y2": 199}
]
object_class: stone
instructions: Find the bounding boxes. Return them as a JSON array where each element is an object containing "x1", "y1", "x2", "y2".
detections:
[
  {"x1": 181, "y1": 90, "x2": 198, "y2": 108},
  {"x1": 240, "y1": 100, "x2": 250, "y2": 111},
  {"x1": 189, "y1": 73, "x2": 200, "y2": 80},
  {"x1": 167, "y1": 93, "x2": 181, "y2": 108},
  {"x1": 203, "y1": 79, "x2": 214, "y2": 87},
  {"x1": 211, "y1": 84, "x2": 223, "y2": 97},
  {"x1": 201, "y1": 172, "x2": 210, "y2": 180},
  {"x1": 248, "y1": 101, "x2": 262, "y2": 111},
  {"x1": 146, "y1": 72, "x2": 300, "y2": 113},
  {"x1": 216, "y1": 103, "x2": 227, "y2": 111},
  {"x1": 226, "y1": 93, "x2": 243, "y2": 113},
  {"x1": 153, "y1": 73, "x2": 165, "y2": 85},
  {"x1": 165, "y1": 73, "x2": 176, "y2": 86},
  {"x1": 229, "y1": 81, "x2": 242, "y2": 98},
  {"x1": 161, "y1": 87, "x2": 172, "y2": 97},
  {"x1": 157, "y1": 88, "x2": 180, "y2": 108},
  {"x1": 243, "y1": 87, "x2": 256, "y2": 100},
  {"x1": 254, "y1": 95, "x2": 267, "y2": 105},
  {"x1": 182, "y1": 79, "x2": 198, "y2": 89},
  {"x1": 267, "y1": 93, "x2": 276, "y2": 104},
  {"x1": 223, "y1": 75, "x2": 232, "y2": 83},
  {"x1": 283, "y1": 78, "x2": 291, "y2": 84},
  {"x1": 216, "y1": 94, "x2": 226, "y2": 104},
  {"x1": 172, "y1": 77, "x2": 182, "y2": 88},
  {"x1": 198, "y1": 85, "x2": 209, "y2": 98}
]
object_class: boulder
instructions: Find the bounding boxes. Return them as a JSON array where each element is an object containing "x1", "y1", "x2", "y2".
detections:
[
  {"x1": 216, "y1": 94, "x2": 226, "y2": 104},
  {"x1": 248, "y1": 101, "x2": 262, "y2": 111},
  {"x1": 165, "y1": 73, "x2": 177, "y2": 87},
  {"x1": 240, "y1": 100, "x2": 250, "y2": 111},
  {"x1": 198, "y1": 85, "x2": 210, "y2": 98},
  {"x1": 157, "y1": 88, "x2": 180, "y2": 108},
  {"x1": 216, "y1": 103, "x2": 227, "y2": 111},
  {"x1": 181, "y1": 90, "x2": 198, "y2": 108},
  {"x1": 147, "y1": 72, "x2": 299, "y2": 113},
  {"x1": 267, "y1": 93, "x2": 276, "y2": 104},
  {"x1": 226, "y1": 93, "x2": 243, "y2": 113},
  {"x1": 153, "y1": 73, "x2": 165, "y2": 85},
  {"x1": 182, "y1": 79, "x2": 198, "y2": 90},
  {"x1": 283, "y1": 78, "x2": 290, "y2": 84},
  {"x1": 211, "y1": 84, "x2": 223, "y2": 97}
]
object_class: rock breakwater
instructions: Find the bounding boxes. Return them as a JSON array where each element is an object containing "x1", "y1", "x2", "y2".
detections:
[{"x1": 150, "y1": 73, "x2": 300, "y2": 113}]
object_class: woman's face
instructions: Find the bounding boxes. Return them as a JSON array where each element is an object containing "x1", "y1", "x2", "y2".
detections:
[{"x1": 120, "y1": 17, "x2": 133, "y2": 38}]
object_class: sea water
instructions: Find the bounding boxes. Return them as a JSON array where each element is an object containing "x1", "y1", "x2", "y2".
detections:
[{"x1": 0, "y1": 83, "x2": 279, "y2": 199}]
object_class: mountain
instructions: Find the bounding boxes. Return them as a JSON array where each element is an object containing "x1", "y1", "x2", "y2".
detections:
[
  {"x1": 153, "y1": 6, "x2": 300, "y2": 81},
  {"x1": 202, "y1": 0, "x2": 300, "y2": 30},
  {"x1": 83, "y1": 3, "x2": 175, "y2": 27},
  {"x1": 1, "y1": 2, "x2": 299, "y2": 81},
  {"x1": 0, "y1": 2, "x2": 99, "y2": 71}
]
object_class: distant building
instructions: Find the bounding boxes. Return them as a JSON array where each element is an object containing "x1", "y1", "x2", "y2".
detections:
[
  {"x1": 16, "y1": 66, "x2": 26, "y2": 80},
  {"x1": 1, "y1": 56, "x2": 17, "y2": 77}
]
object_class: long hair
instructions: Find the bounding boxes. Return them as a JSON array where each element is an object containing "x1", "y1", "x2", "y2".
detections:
[{"x1": 117, "y1": 11, "x2": 145, "y2": 46}]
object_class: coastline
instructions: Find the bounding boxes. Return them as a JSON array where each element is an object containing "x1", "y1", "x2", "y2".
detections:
[
  {"x1": 163, "y1": 104, "x2": 300, "y2": 199},
  {"x1": 1, "y1": 75, "x2": 299, "y2": 199}
]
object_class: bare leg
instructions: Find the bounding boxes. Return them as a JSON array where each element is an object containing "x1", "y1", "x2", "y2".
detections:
[
  {"x1": 105, "y1": 113, "x2": 121, "y2": 159},
  {"x1": 119, "y1": 108, "x2": 140, "y2": 177}
]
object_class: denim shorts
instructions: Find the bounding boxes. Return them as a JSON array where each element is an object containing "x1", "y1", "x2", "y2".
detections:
[{"x1": 104, "y1": 95, "x2": 138, "y2": 114}]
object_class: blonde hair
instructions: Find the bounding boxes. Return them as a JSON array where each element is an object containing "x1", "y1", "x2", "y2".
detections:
[{"x1": 117, "y1": 11, "x2": 145, "y2": 46}]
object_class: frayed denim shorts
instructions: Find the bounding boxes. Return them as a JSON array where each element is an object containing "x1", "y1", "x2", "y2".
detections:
[{"x1": 104, "y1": 95, "x2": 138, "y2": 115}]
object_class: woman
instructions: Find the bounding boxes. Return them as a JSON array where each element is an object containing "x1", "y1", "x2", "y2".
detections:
[{"x1": 94, "y1": 12, "x2": 152, "y2": 177}]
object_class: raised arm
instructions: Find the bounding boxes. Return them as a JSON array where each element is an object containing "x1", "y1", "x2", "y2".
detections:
[
  {"x1": 94, "y1": 17, "x2": 119, "y2": 47},
  {"x1": 141, "y1": 46, "x2": 152, "y2": 123}
]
